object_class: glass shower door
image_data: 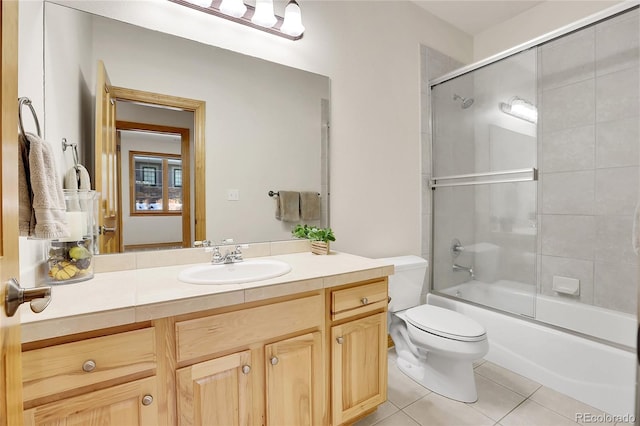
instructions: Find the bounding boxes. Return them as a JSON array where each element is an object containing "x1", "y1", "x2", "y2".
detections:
[{"x1": 430, "y1": 48, "x2": 538, "y2": 318}]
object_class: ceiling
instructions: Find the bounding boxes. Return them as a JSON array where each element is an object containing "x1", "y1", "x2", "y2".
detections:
[{"x1": 412, "y1": 1, "x2": 544, "y2": 35}]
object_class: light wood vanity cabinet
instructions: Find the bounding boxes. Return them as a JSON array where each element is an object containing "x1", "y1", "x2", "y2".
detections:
[
  {"x1": 21, "y1": 327, "x2": 160, "y2": 425},
  {"x1": 176, "y1": 350, "x2": 254, "y2": 425},
  {"x1": 21, "y1": 277, "x2": 389, "y2": 426},
  {"x1": 328, "y1": 279, "x2": 388, "y2": 426},
  {"x1": 24, "y1": 376, "x2": 159, "y2": 425},
  {"x1": 175, "y1": 293, "x2": 325, "y2": 426}
]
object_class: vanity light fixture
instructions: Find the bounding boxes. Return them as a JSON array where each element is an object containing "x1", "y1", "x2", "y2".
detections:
[
  {"x1": 219, "y1": 0, "x2": 247, "y2": 18},
  {"x1": 252, "y1": 0, "x2": 278, "y2": 27},
  {"x1": 499, "y1": 96, "x2": 538, "y2": 123},
  {"x1": 170, "y1": 0, "x2": 305, "y2": 40},
  {"x1": 280, "y1": 0, "x2": 305, "y2": 37}
]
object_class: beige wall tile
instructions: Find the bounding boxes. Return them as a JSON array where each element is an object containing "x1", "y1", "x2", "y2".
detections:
[
  {"x1": 93, "y1": 252, "x2": 137, "y2": 273},
  {"x1": 596, "y1": 118, "x2": 639, "y2": 168},
  {"x1": 542, "y1": 171, "x2": 594, "y2": 215},
  {"x1": 541, "y1": 215, "x2": 595, "y2": 260},
  {"x1": 542, "y1": 125, "x2": 595, "y2": 173}
]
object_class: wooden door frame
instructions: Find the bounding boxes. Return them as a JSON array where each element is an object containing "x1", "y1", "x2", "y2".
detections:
[
  {"x1": 1, "y1": 0, "x2": 24, "y2": 423},
  {"x1": 110, "y1": 87, "x2": 206, "y2": 243},
  {"x1": 116, "y1": 121, "x2": 192, "y2": 249}
]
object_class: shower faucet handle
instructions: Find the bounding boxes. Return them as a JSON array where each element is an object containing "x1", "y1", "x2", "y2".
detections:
[{"x1": 451, "y1": 238, "x2": 465, "y2": 257}]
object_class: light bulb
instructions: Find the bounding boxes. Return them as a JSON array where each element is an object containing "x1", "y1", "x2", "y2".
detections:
[
  {"x1": 280, "y1": 0, "x2": 304, "y2": 37},
  {"x1": 184, "y1": 0, "x2": 213, "y2": 7},
  {"x1": 219, "y1": 0, "x2": 247, "y2": 18},
  {"x1": 251, "y1": 0, "x2": 277, "y2": 28}
]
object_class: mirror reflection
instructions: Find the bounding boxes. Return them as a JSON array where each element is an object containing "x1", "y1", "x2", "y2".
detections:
[{"x1": 43, "y1": 2, "x2": 330, "y2": 253}]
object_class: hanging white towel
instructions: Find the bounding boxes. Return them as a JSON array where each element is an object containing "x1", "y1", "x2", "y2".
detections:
[{"x1": 18, "y1": 132, "x2": 69, "y2": 239}]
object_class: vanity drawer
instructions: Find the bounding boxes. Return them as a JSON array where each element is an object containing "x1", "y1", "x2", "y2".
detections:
[
  {"x1": 176, "y1": 293, "x2": 323, "y2": 363},
  {"x1": 331, "y1": 279, "x2": 388, "y2": 321},
  {"x1": 22, "y1": 327, "x2": 156, "y2": 404}
]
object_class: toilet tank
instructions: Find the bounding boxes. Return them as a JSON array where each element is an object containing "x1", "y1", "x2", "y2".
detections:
[{"x1": 378, "y1": 255, "x2": 428, "y2": 313}]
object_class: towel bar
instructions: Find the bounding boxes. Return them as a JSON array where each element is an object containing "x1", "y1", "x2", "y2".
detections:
[{"x1": 268, "y1": 190, "x2": 321, "y2": 197}]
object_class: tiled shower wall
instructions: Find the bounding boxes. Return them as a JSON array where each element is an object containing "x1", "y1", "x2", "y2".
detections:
[
  {"x1": 538, "y1": 9, "x2": 639, "y2": 315},
  {"x1": 421, "y1": 7, "x2": 639, "y2": 315}
]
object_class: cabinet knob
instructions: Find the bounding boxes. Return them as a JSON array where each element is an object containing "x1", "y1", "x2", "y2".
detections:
[
  {"x1": 270, "y1": 356, "x2": 279, "y2": 365},
  {"x1": 361, "y1": 297, "x2": 369, "y2": 305},
  {"x1": 82, "y1": 360, "x2": 96, "y2": 372},
  {"x1": 242, "y1": 365, "x2": 251, "y2": 374},
  {"x1": 141, "y1": 395, "x2": 153, "y2": 406},
  {"x1": 336, "y1": 336, "x2": 344, "y2": 344}
]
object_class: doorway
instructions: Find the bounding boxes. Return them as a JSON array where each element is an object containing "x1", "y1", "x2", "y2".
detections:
[{"x1": 117, "y1": 120, "x2": 191, "y2": 251}]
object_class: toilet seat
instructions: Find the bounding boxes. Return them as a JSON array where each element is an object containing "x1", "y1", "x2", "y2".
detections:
[{"x1": 405, "y1": 305, "x2": 486, "y2": 342}]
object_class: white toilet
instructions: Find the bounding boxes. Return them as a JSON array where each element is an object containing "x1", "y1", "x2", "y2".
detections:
[{"x1": 381, "y1": 255, "x2": 489, "y2": 403}]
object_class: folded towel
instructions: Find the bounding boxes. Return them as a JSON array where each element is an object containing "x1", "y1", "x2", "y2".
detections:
[
  {"x1": 300, "y1": 191, "x2": 320, "y2": 221},
  {"x1": 18, "y1": 132, "x2": 69, "y2": 239},
  {"x1": 275, "y1": 191, "x2": 300, "y2": 222},
  {"x1": 64, "y1": 165, "x2": 92, "y2": 211},
  {"x1": 64, "y1": 164, "x2": 91, "y2": 190}
]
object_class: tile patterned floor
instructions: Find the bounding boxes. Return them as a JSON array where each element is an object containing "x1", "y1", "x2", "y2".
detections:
[{"x1": 355, "y1": 349, "x2": 624, "y2": 426}]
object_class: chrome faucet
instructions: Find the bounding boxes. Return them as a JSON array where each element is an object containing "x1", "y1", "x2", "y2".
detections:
[
  {"x1": 211, "y1": 240, "x2": 246, "y2": 264},
  {"x1": 452, "y1": 263, "x2": 474, "y2": 279}
]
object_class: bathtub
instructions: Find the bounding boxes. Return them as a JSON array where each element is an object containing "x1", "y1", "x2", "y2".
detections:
[{"x1": 428, "y1": 283, "x2": 636, "y2": 417}]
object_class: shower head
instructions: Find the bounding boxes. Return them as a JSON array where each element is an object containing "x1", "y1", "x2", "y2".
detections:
[{"x1": 453, "y1": 93, "x2": 474, "y2": 109}]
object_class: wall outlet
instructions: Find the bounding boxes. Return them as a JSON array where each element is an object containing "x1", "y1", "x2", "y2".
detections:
[{"x1": 227, "y1": 189, "x2": 239, "y2": 201}]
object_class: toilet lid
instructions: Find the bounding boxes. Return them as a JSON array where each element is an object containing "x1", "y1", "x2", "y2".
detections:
[{"x1": 405, "y1": 305, "x2": 486, "y2": 342}]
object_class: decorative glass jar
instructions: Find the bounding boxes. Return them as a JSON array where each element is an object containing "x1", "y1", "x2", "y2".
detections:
[{"x1": 47, "y1": 190, "x2": 98, "y2": 284}]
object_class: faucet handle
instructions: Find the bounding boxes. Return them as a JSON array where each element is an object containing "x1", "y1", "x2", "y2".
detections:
[
  {"x1": 233, "y1": 244, "x2": 249, "y2": 261},
  {"x1": 211, "y1": 246, "x2": 223, "y2": 263}
]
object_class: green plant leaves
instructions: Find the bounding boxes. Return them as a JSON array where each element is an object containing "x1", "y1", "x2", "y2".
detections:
[{"x1": 291, "y1": 224, "x2": 336, "y2": 242}]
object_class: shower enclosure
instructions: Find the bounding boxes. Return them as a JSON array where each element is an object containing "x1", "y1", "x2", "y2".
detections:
[
  {"x1": 431, "y1": 47, "x2": 538, "y2": 318},
  {"x1": 428, "y1": 4, "x2": 639, "y2": 346}
]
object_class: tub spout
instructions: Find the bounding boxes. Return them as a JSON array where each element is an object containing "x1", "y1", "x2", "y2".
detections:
[{"x1": 453, "y1": 263, "x2": 475, "y2": 279}]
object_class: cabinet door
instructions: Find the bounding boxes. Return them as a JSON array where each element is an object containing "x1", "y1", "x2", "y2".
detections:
[
  {"x1": 23, "y1": 376, "x2": 158, "y2": 426},
  {"x1": 265, "y1": 332, "x2": 323, "y2": 426},
  {"x1": 176, "y1": 350, "x2": 253, "y2": 426},
  {"x1": 331, "y1": 312, "x2": 387, "y2": 426}
]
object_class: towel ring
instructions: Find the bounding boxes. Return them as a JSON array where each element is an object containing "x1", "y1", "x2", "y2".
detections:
[{"x1": 18, "y1": 97, "x2": 41, "y2": 138}]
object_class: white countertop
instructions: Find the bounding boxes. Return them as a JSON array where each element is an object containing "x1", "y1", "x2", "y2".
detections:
[{"x1": 20, "y1": 251, "x2": 394, "y2": 343}]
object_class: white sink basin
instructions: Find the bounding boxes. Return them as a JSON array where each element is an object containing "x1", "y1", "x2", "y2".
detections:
[{"x1": 178, "y1": 259, "x2": 292, "y2": 285}]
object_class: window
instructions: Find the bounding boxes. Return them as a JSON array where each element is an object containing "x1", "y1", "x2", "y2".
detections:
[
  {"x1": 131, "y1": 151, "x2": 182, "y2": 214},
  {"x1": 173, "y1": 168, "x2": 182, "y2": 187},
  {"x1": 142, "y1": 166, "x2": 157, "y2": 186}
]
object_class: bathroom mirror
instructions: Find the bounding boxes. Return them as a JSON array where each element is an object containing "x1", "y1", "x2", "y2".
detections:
[{"x1": 41, "y1": 1, "x2": 330, "y2": 252}]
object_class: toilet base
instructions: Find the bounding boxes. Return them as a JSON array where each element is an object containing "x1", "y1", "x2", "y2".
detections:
[{"x1": 396, "y1": 352, "x2": 479, "y2": 403}]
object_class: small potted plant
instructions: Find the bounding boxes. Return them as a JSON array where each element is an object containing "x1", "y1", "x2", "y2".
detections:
[{"x1": 292, "y1": 224, "x2": 336, "y2": 255}]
